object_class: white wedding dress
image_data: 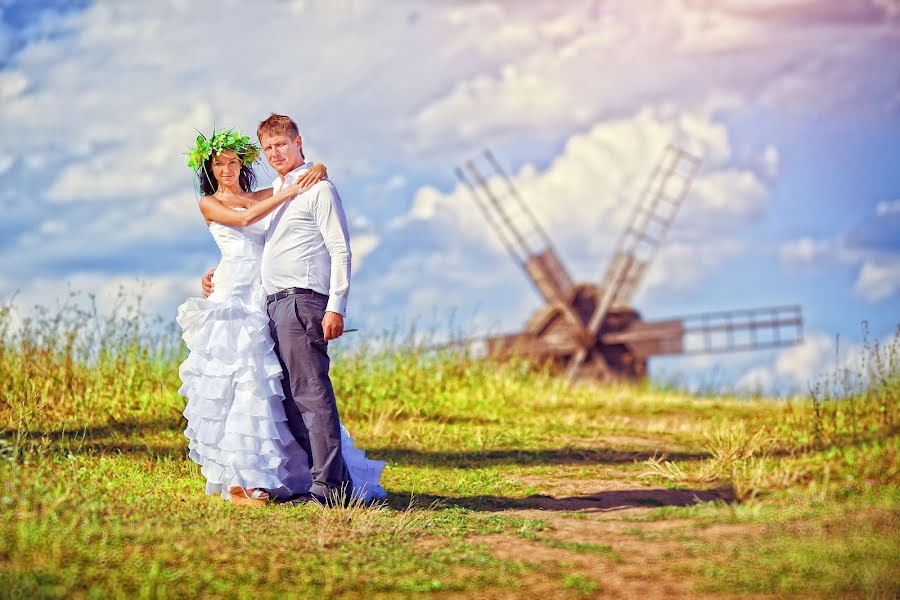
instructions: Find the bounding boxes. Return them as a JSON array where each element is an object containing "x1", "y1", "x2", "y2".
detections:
[{"x1": 176, "y1": 212, "x2": 386, "y2": 503}]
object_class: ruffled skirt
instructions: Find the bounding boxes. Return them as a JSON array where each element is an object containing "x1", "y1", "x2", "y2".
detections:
[{"x1": 177, "y1": 273, "x2": 386, "y2": 503}]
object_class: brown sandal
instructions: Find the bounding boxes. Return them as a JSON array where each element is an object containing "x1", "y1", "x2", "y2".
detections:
[{"x1": 227, "y1": 486, "x2": 270, "y2": 507}]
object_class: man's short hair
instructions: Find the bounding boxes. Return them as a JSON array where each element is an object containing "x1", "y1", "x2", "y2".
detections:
[{"x1": 257, "y1": 113, "x2": 300, "y2": 141}]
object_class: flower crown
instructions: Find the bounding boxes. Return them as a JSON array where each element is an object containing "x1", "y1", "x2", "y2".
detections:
[{"x1": 186, "y1": 128, "x2": 261, "y2": 171}]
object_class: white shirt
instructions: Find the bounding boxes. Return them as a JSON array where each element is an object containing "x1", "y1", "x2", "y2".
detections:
[{"x1": 261, "y1": 162, "x2": 352, "y2": 316}]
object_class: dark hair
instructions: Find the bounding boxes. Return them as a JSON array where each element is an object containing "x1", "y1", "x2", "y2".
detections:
[{"x1": 197, "y1": 156, "x2": 256, "y2": 196}]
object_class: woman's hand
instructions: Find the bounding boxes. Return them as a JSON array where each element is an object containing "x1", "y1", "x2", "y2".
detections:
[
  {"x1": 278, "y1": 172, "x2": 312, "y2": 199},
  {"x1": 295, "y1": 162, "x2": 328, "y2": 188}
]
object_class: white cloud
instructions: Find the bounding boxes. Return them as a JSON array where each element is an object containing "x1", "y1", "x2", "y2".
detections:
[
  {"x1": 736, "y1": 366, "x2": 776, "y2": 393},
  {"x1": 684, "y1": 168, "x2": 768, "y2": 225},
  {"x1": 876, "y1": 199, "x2": 900, "y2": 216},
  {"x1": 410, "y1": 1, "x2": 898, "y2": 148},
  {"x1": 0, "y1": 0, "x2": 897, "y2": 391},
  {"x1": 773, "y1": 333, "x2": 837, "y2": 388},
  {"x1": 384, "y1": 175, "x2": 407, "y2": 192},
  {"x1": 45, "y1": 103, "x2": 215, "y2": 203},
  {"x1": 853, "y1": 258, "x2": 900, "y2": 302},
  {"x1": 38, "y1": 220, "x2": 67, "y2": 236},
  {"x1": 735, "y1": 330, "x2": 880, "y2": 395},
  {"x1": 737, "y1": 333, "x2": 832, "y2": 394},
  {"x1": 761, "y1": 145, "x2": 779, "y2": 178},
  {"x1": 389, "y1": 104, "x2": 775, "y2": 318},
  {"x1": 776, "y1": 199, "x2": 900, "y2": 299},
  {"x1": 350, "y1": 232, "x2": 379, "y2": 274},
  {"x1": 0, "y1": 271, "x2": 199, "y2": 331},
  {"x1": 0, "y1": 70, "x2": 27, "y2": 100},
  {"x1": 779, "y1": 237, "x2": 832, "y2": 265},
  {"x1": 644, "y1": 238, "x2": 746, "y2": 295}
]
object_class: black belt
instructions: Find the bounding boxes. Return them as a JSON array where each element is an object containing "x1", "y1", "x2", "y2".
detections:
[{"x1": 266, "y1": 287, "x2": 322, "y2": 303}]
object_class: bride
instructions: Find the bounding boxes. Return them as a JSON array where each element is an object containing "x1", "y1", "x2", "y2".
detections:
[{"x1": 177, "y1": 128, "x2": 385, "y2": 506}]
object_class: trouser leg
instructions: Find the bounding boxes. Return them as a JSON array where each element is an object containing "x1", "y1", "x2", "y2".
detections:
[
  {"x1": 268, "y1": 293, "x2": 350, "y2": 497},
  {"x1": 268, "y1": 308, "x2": 314, "y2": 471}
]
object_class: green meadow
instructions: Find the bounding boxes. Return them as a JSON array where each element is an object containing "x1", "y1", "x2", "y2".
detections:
[{"x1": 1, "y1": 298, "x2": 898, "y2": 599}]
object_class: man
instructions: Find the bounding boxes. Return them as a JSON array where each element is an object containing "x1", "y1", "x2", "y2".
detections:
[{"x1": 203, "y1": 113, "x2": 352, "y2": 504}]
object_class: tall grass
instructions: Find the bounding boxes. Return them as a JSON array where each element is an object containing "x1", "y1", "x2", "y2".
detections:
[
  {"x1": 0, "y1": 291, "x2": 182, "y2": 441},
  {"x1": 0, "y1": 294, "x2": 897, "y2": 598},
  {"x1": 806, "y1": 323, "x2": 900, "y2": 448},
  {"x1": 641, "y1": 325, "x2": 899, "y2": 500},
  {"x1": 334, "y1": 338, "x2": 560, "y2": 425}
]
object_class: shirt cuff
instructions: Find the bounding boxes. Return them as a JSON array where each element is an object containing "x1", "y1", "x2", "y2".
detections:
[{"x1": 326, "y1": 294, "x2": 347, "y2": 317}]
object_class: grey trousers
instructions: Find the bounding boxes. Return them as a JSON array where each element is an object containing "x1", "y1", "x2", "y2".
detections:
[{"x1": 267, "y1": 290, "x2": 350, "y2": 497}]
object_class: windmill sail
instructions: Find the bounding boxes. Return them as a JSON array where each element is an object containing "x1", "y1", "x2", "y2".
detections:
[
  {"x1": 679, "y1": 305, "x2": 804, "y2": 354},
  {"x1": 456, "y1": 151, "x2": 577, "y2": 311},
  {"x1": 446, "y1": 144, "x2": 804, "y2": 384},
  {"x1": 567, "y1": 145, "x2": 701, "y2": 379},
  {"x1": 600, "y1": 305, "x2": 804, "y2": 358}
]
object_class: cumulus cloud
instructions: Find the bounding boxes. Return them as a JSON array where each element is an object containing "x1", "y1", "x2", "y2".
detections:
[
  {"x1": 379, "y1": 103, "x2": 777, "y2": 328},
  {"x1": 845, "y1": 202, "x2": 900, "y2": 254},
  {"x1": 410, "y1": 0, "x2": 900, "y2": 148},
  {"x1": 735, "y1": 331, "x2": 879, "y2": 395},
  {"x1": 350, "y1": 232, "x2": 380, "y2": 274},
  {"x1": 853, "y1": 259, "x2": 900, "y2": 302},
  {"x1": 0, "y1": 271, "x2": 199, "y2": 331},
  {"x1": 4, "y1": 1, "x2": 894, "y2": 295},
  {"x1": 842, "y1": 200, "x2": 900, "y2": 301},
  {"x1": 0, "y1": 69, "x2": 27, "y2": 100},
  {"x1": 774, "y1": 200, "x2": 900, "y2": 303},
  {"x1": 46, "y1": 103, "x2": 215, "y2": 203},
  {"x1": 737, "y1": 334, "x2": 835, "y2": 393},
  {"x1": 1, "y1": 0, "x2": 898, "y2": 391},
  {"x1": 779, "y1": 237, "x2": 832, "y2": 265},
  {"x1": 643, "y1": 238, "x2": 747, "y2": 296}
]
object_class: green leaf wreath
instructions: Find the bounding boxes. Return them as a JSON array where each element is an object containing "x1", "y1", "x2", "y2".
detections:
[{"x1": 186, "y1": 128, "x2": 261, "y2": 170}]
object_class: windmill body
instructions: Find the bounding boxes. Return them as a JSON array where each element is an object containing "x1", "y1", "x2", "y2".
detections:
[{"x1": 455, "y1": 146, "x2": 803, "y2": 382}]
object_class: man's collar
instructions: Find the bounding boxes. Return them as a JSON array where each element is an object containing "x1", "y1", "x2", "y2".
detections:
[{"x1": 274, "y1": 161, "x2": 313, "y2": 187}]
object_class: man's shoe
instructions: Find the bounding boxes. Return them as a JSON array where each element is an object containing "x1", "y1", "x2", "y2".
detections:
[
  {"x1": 281, "y1": 493, "x2": 326, "y2": 506},
  {"x1": 298, "y1": 489, "x2": 353, "y2": 508},
  {"x1": 322, "y1": 489, "x2": 358, "y2": 508}
]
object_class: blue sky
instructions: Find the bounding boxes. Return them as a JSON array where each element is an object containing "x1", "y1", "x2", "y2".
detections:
[{"x1": 1, "y1": 0, "x2": 898, "y2": 393}]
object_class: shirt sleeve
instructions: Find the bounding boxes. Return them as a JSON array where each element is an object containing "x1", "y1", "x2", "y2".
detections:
[{"x1": 310, "y1": 181, "x2": 351, "y2": 316}]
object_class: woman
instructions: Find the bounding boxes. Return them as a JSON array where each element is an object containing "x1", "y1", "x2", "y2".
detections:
[{"x1": 177, "y1": 128, "x2": 385, "y2": 506}]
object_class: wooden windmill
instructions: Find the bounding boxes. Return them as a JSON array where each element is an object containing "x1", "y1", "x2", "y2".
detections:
[{"x1": 454, "y1": 145, "x2": 803, "y2": 381}]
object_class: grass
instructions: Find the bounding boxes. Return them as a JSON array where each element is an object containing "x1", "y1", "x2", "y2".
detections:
[
  {"x1": 1, "y1": 295, "x2": 898, "y2": 598},
  {"x1": 696, "y1": 508, "x2": 898, "y2": 597}
]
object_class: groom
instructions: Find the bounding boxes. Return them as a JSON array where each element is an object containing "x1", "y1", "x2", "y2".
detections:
[{"x1": 202, "y1": 113, "x2": 352, "y2": 504}]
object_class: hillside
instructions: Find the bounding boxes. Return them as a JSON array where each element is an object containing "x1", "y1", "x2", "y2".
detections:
[{"x1": 1, "y1": 303, "x2": 897, "y2": 598}]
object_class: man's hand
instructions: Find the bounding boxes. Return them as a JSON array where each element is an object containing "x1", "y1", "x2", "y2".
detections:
[
  {"x1": 322, "y1": 311, "x2": 344, "y2": 342},
  {"x1": 201, "y1": 268, "x2": 215, "y2": 298}
]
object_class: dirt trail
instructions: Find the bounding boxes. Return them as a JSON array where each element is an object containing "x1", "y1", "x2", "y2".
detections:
[{"x1": 474, "y1": 471, "x2": 759, "y2": 599}]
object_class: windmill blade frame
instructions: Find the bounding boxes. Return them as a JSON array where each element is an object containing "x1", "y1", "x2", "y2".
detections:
[
  {"x1": 445, "y1": 144, "x2": 804, "y2": 385},
  {"x1": 598, "y1": 304, "x2": 804, "y2": 359},
  {"x1": 566, "y1": 144, "x2": 701, "y2": 380},
  {"x1": 455, "y1": 150, "x2": 584, "y2": 330}
]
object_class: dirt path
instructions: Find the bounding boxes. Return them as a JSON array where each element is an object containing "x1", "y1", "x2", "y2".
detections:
[{"x1": 472, "y1": 472, "x2": 760, "y2": 599}]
